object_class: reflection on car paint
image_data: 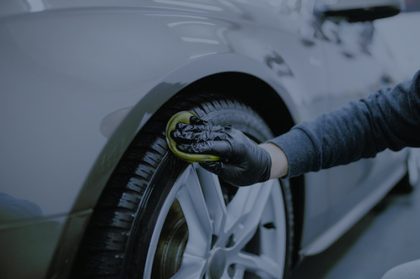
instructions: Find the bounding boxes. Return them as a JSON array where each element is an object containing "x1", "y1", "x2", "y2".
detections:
[
  {"x1": 264, "y1": 51, "x2": 294, "y2": 77},
  {"x1": 0, "y1": 193, "x2": 43, "y2": 222},
  {"x1": 100, "y1": 107, "x2": 132, "y2": 138},
  {"x1": 153, "y1": 0, "x2": 223, "y2": 12}
]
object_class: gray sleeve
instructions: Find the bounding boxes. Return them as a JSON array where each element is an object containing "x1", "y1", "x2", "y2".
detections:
[{"x1": 269, "y1": 70, "x2": 420, "y2": 178}]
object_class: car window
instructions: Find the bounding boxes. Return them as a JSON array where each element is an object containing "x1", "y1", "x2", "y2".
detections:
[{"x1": 404, "y1": 0, "x2": 420, "y2": 12}]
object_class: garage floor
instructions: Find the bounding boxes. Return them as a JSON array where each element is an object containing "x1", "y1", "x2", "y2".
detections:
[{"x1": 291, "y1": 180, "x2": 420, "y2": 279}]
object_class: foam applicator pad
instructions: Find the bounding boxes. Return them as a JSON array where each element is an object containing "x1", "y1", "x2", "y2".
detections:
[{"x1": 165, "y1": 111, "x2": 221, "y2": 163}]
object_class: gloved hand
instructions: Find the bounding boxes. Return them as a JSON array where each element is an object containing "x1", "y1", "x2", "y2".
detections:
[{"x1": 171, "y1": 116, "x2": 272, "y2": 186}]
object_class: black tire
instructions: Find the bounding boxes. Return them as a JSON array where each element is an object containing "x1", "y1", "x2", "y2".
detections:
[{"x1": 71, "y1": 93, "x2": 295, "y2": 278}]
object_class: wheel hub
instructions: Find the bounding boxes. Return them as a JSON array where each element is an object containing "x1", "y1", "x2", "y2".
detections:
[{"x1": 151, "y1": 200, "x2": 188, "y2": 279}]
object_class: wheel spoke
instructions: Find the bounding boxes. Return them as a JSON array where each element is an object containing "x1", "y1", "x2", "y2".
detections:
[
  {"x1": 233, "y1": 252, "x2": 282, "y2": 278},
  {"x1": 224, "y1": 180, "x2": 274, "y2": 249},
  {"x1": 234, "y1": 180, "x2": 274, "y2": 249},
  {"x1": 176, "y1": 166, "x2": 212, "y2": 256},
  {"x1": 196, "y1": 166, "x2": 227, "y2": 234},
  {"x1": 232, "y1": 265, "x2": 245, "y2": 279},
  {"x1": 170, "y1": 252, "x2": 206, "y2": 279}
]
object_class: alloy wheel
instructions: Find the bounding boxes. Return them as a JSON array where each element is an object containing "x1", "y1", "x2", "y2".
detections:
[{"x1": 144, "y1": 164, "x2": 287, "y2": 279}]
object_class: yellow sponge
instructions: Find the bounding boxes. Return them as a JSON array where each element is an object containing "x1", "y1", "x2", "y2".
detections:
[{"x1": 165, "y1": 111, "x2": 220, "y2": 163}]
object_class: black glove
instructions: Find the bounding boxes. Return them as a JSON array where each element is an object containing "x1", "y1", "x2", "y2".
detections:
[{"x1": 171, "y1": 116, "x2": 272, "y2": 186}]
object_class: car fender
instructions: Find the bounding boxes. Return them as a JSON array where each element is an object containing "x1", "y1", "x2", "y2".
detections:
[
  {"x1": 72, "y1": 51, "x2": 304, "y2": 212},
  {"x1": 0, "y1": 7, "x2": 308, "y2": 219}
]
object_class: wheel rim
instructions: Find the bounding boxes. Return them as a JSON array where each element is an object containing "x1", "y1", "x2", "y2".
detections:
[{"x1": 144, "y1": 164, "x2": 287, "y2": 279}]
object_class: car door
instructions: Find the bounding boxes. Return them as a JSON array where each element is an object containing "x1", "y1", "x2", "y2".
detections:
[{"x1": 314, "y1": 1, "x2": 404, "y2": 229}]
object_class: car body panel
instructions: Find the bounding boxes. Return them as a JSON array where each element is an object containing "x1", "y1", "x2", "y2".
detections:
[
  {"x1": 302, "y1": 162, "x2": 407, "y2": 255},
  {"x1": 321, "y1": 19, "x2": 396, "y2": 231},
  {"x1": 0, "y1": 214, "x2": 66, "y2": 279},
  {"x1": 0, "y1": 0, "x2": 330, "y2": 220},
  {"x1": 0, "y1": 0, "x2": 409, "y2": 278},
  {"x1": 375, "y1": 11, "x2": 420, "y2": 78}
]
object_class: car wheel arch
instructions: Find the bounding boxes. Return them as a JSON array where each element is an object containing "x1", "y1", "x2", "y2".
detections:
[{"x1": 62, "y1": 71, "x2": 306, "y2": 276}]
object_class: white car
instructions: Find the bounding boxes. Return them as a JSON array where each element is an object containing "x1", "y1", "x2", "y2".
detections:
[{"x1": 0, "y1": 0, "x2": 414, "y2": 278}]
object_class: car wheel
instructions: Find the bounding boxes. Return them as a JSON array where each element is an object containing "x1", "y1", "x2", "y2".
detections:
[{"x1": 72, "y1": 93, "x2": 295, "y2": 279}]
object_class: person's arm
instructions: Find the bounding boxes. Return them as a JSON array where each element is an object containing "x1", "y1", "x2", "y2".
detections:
[
  {"x1": 171, "y1": 71, "x2": 420, "y2": 185},
  {"x1": 268, "y1": 71, "x2": 420, "y2": 178}
]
